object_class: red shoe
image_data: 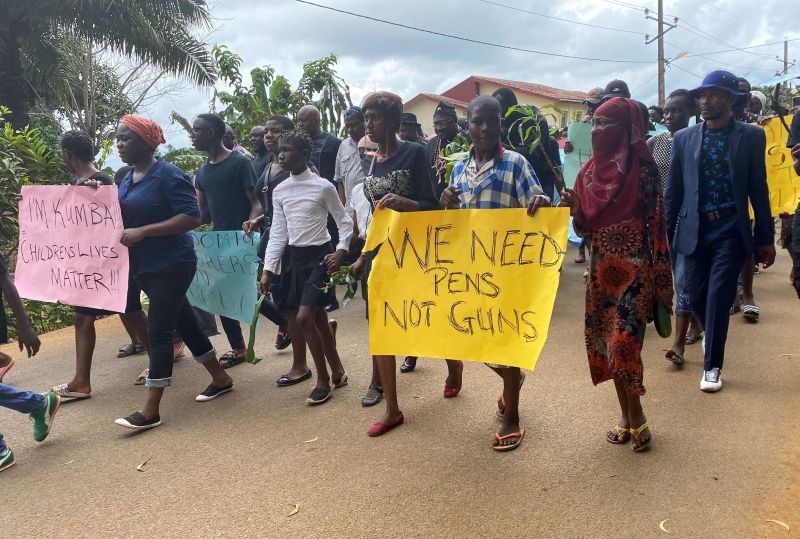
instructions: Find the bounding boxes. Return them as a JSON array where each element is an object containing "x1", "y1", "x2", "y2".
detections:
[
  {"x1": 443, "y1": 361, "x2": 464, "y2": 398},
  {"x1": 367, "y1": 414, "x2": 404, "y2": 437}
]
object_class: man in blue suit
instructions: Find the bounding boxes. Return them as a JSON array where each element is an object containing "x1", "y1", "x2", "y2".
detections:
[{"x1": 666, "y1": 70, "x2": 775, "y2": 393}]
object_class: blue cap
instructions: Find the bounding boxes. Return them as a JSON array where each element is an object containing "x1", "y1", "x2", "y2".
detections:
[{"x1": 690, "y1": 70, "x2": 748, "y2": 105}]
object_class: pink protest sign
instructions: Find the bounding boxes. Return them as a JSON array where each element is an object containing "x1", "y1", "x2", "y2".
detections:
[{"x1": 15, "y1": 185, "x2": 129, "y2": 312}]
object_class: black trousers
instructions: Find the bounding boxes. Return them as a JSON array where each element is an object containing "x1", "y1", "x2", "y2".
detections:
[{"x1": 135, "y1": 261, "x2": 214, "y2": 384}]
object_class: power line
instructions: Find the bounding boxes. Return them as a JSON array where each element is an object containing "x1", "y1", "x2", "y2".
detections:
[
  {"x1": 663, "y1": 40, "x2": 774, "y2": 72},
  {"x1": 677, "y1": 20, "x2": 774, "y2": 59},
  {"x1": 667, "y1": 62, "x2": 704, "y2": 79},
  {"x1": 477, "y1": 0, "x2": 643, "y2": 36},
  {"x1": 690, "y1": 37, "x2": 800, "y2": 58},
  {"x1": 295, "y1": 0, "x2": 653, "y2": 64}
]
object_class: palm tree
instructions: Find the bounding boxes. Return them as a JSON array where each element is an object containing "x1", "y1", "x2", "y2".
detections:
[{"x1": 0, "y1": 0, "x2": 217, "y2": 128}]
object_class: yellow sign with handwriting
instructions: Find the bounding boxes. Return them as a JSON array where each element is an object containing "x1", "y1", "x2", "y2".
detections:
[
  {"x1": 762, "y1": 115, "x2": 800, "y2": 216},
  {"x1": 364, "y1": 207, "x2": 569, "y2": 370}
]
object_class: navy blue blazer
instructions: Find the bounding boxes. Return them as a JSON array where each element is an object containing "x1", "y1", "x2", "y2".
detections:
[{"x1": 665, "y1": 120, "x2": 773, "y2": 256}]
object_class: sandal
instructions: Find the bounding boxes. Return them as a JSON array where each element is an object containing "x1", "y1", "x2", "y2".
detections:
[
  {"x1": 574, "y1": 254, "x2": 586, "y2": 264},
  {"x1": 443, "y1": 361, "x2": 464, "y2": 398},
  {"x1": 685, "y1": 332, "x2": 703, "y2": 345},
  {"x1": 117, "y1": 343, "x2": 145, "y2": 358},
  {"x1": 492, "y1": 428, "x2": 526, "y2": 452},
  {"x1": 219, "y1": 351, "x2": 245, "y2": 369},
  {"x1": 362, "y1": 385, "x2": 383, "y2": 407},
  {"x1": 606, "y1": 425, "x2": 631, "y2": 444},
  {"x1": 665, "y1": 349, "x2": 684, "y2": 366},
  {"x1": 49, "y1": 383, "x2": 91, "y2": 400},
  {"x1": 742, "y1": 304, "x2": 760, "y2": 322},
  {"x1": 630, "y1": 423, "x2": 652, "y2": 452},
  {"x1": 134, "y1": 369, "x2": 149, "y2": 385}
]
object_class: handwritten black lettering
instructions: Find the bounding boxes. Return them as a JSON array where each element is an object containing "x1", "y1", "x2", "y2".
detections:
[
  {"x1": 471, "y1": 230, "x2": 497, "y2": 264},
  {"x1": 387, "y1": 226, "x2": 431, "y2": 269},
  {"x1": 500, "y1": 230, "x2": 521, "y2": 266},
  {"x1": 433, "y1": 224, "x2": 454, "y2": 265}
]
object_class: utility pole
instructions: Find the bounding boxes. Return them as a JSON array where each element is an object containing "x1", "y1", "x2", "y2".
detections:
[
  {"x1": 645, "y1": 1, "x2": 677, "y2": 106},
  {"x1": 785, "y1": 38, "x2": 789, "y2": 91}
]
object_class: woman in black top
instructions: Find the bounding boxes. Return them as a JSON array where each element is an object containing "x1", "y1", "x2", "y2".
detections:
[{"x1": 350, "y1": 92, "x2": 463, "y2": 437}]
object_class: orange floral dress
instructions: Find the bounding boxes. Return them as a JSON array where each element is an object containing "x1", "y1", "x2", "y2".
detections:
[{"x1": 577, "y1": 164, "x2": 673, "y2": 395}]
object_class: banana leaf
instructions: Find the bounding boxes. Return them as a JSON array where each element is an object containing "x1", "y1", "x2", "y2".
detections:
[{"x1": 244, "y1": 294, "x2": 267, "y2": 364}]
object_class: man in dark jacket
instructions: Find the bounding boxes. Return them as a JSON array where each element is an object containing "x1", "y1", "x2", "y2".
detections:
[{"x1": 666, "y1": 70, "x2": 775, "y2": 393}]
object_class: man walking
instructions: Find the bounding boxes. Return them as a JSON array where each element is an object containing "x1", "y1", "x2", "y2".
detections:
[
  {"x1": 192, "y1": 113, "x2": 261, "y2": 368},
  {"x1": 334, "y1": 106, "x2": 366, "y2": 206},
  {"x1": 425, "y1": 101, "x2": 460, "y2": 196},
  {"x1": 249, "y1": 125, "x2": 270, "y2": 178},
  {"x1": 666, "y1": 70, "x2": 775, "y2": 393}
]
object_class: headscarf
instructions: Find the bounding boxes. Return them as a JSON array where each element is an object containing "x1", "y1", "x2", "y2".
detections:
[
  {"x1": 121, "y1": 114, "x2": 165, "y2": 151},
  {"x1": 344, "y1": 106, "x2": 365, "y2": 121},
  {"x1": 433, "y1": 101, "x2": 457, "y2": 120},
  {"x1": 749, "y1": 90, "x2": 766, "y2": 112},
  {"x1": 574, "y1": 97, "x2": 654, "y2": 230}
]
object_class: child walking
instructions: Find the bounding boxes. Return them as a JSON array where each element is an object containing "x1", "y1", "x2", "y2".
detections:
[
  {"x1": 260, "y1": 131, "x2": 353, "y2": 405},
  {"x1": 0, "y1": 253, "x2": 61, "y2": 472}
]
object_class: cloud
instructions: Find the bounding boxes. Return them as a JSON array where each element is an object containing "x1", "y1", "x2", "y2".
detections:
[{"x1": 124, "y1": 0, "x2": 795, "y2": 159}]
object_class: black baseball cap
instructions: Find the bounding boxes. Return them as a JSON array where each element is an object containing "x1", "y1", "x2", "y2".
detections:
[
  {"x1": 401, "y1": 112, "x2": 420, "y2": 126},
  {"x1": 603, "y1": 79, "x2": 631, "y2": 99}
]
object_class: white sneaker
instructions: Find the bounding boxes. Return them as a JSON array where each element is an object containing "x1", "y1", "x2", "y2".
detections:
[{"x1": 700, "y1": 368, "x2": 723, "y2": 392}]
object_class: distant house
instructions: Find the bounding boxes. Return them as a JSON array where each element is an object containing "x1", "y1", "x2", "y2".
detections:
[{"x1": 404, "y1": 75, "x2": 589, "y2": 135}]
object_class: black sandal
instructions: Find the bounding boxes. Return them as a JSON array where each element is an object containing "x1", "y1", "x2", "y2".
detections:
[
  {"x1": 219, "y1": 351, "x2": 245, "y2": 369},
  {"x1": 274, "y1": 329, "x2": 291, "y2": 350}
]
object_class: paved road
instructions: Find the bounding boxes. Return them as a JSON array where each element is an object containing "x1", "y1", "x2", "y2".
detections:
[{"x1": 2, "y1": 247, "x2": 798, "y2": 538}]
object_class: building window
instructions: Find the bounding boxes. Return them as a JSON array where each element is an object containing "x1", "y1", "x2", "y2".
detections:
[
  {"x1": 474, "y1": 81, "x2": 480, "y2": 97},
  {"x1": 573, "y1": 110, "x2": 583, "y2": 122}
]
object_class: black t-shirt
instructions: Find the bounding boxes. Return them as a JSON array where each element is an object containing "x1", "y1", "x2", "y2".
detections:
[
  {"x1": 361, "y1": 141, "x2": 439, "y2": 211},
  {"x1": 196, "y1": 151, "x2": 257, "y2": 230},
  {"x1": 252, "y1": 151, "x2": 272, "y2": 179},
  {"x1": 78, "y1": 171, "x2": 113, "y2": 186},
  {"x1": 310, "y1": 132, "x2": 341, "y2": 184}
]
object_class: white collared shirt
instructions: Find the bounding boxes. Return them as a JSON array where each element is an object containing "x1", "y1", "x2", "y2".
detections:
[
  {"x1": 263, "y1": 168, "x2": 353, "y2": 274},
  {"x1": 334, "y1": 137, "x2": 365, "y2": 205}
]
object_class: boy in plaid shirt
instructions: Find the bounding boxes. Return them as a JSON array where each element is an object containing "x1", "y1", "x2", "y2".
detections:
[{"x1": 441, "y1": 95, "x2": 550, "y2": 452}]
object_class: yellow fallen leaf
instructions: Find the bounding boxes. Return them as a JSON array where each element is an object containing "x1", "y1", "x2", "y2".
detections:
[
  {"x1": 764, "y1": 519, "x2": 790, "y2": 533},
  {"x1": 136, "y1": 456, "x2": 153, "y2": 472},
  {"x1": 658, "y1": 519, "x2": 671, "y2": 534},
  {"x1": 62, "y1": 460, "x2": 74, "y2": 465},
  {"x1": 287, "y1": 504, "x2": 300, "y2": 517},
  {"x1": 303, "y1": 436, "x2": 318, "y2": 443}
]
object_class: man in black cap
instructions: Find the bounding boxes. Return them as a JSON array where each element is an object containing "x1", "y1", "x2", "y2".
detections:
[
  {"x1": 666, "y1": 69, "x2": 775, "y2": 394},
  {"x1": 399, "y1": 112, "x2": 423, "y2": 144},
  {"x1": 425, "y1": 101, "x2": 460, "y2": 195},
  {"x1": 601, "y1": 79, "x2": 631, "y2": 103}
]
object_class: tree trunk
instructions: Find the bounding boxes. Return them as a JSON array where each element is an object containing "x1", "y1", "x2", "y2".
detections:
[{"x1": 0, "y1": 24, "x2": 33, "y2": 128}]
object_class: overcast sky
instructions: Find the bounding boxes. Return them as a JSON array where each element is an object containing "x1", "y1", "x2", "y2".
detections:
[{"x1": 139, "y1": 0, "x2": 798, "y2": 154}]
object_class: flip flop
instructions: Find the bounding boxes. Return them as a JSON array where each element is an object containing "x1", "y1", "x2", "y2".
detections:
[
  {"x1": 49, "y1": 383, "x2": 91, "y2": 400},
  {"x1": 496, "y1": 371, "x2": 526, "y2": 419},
  {"x1": 0, "y1": 356, "x2": 15, "y2": 382},
  {"x1": 492, "y1": 428, "x2": 526, "y2": 452},
  {"x1": 665, "y1": 349, "x2": 684, "y2": 365},
  {"x1": 276, "y1": 369, "x2": 312, "y2": 387},
  {"x1": 630, "y1": 423, "x2": 652, "y2": 452},
  {"x1": 606, "y1": 425, "x2": 631, "y2": 444},
  {"x1": 742, "y1": 304, "x2": 760, "y2": 322}
]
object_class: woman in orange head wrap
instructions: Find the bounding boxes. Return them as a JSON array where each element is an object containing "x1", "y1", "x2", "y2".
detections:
[{"x1": 114, "y1": 116, "x2": 234, "y2": 430}]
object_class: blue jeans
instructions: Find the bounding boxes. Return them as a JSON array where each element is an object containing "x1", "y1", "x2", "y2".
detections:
[
  {"x1": 671, "y1": 252, "x2": 693, "y2": 316},
  {"x1": 0, "y1": 383, "x2": 45, "y2": 452}
]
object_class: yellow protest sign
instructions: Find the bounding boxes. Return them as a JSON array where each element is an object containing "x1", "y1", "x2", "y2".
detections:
[
  {"x1": 762, "y1": 115, "x2": 800, "y2": 216},
  {"x1": 364, "y1": 207, "x2": 570, "y2": 370}
]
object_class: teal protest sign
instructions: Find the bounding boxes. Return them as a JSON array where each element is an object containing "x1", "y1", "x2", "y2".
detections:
[
  {"x1": 186, "y1": 231, "x2": 261, "y2": 323},
  {"x1": 562, "y1": 122, "x2": 592, "y2": 188}
]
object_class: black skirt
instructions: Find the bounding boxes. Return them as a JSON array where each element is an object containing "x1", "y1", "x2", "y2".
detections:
[{"x1": 276, "y1": 243, "x2": 335, "y2": 312}]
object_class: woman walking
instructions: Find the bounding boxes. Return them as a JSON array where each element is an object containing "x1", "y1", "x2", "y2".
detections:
[
  {"x1": 350, "y1": 91, "x2": 462, "y2": 436},
  {"x1": 560, "y1": 98, "x2": 673, "y2": 452},
  {"x1": 114, "y1": 115, "x2": 233, "y2": 430}
]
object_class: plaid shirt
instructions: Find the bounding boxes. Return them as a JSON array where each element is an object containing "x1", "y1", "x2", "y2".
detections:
[{"x1": 449, "y1": 148, "x2": 544, "y2": 209}]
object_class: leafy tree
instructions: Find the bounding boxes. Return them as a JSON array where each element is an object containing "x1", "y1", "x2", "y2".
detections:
[
  {"x1": 0, "y1": 106, "x2": 70, "y2": 257},
  {"x1": 0, "y1": 0, "x2": 217, "y2": 129},
  {"x1": 211, "y1": 46, "x2": 352, "y2": 140}
]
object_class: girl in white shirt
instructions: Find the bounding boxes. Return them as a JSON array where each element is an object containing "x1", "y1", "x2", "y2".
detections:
[{"x1": 261, "y1": 131, "x2": 353, "y2": 405}]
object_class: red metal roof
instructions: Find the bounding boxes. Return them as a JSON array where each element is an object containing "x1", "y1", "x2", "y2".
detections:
[{"x1": 441, "y1": 76, "x2": 588, "y2": 103}]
